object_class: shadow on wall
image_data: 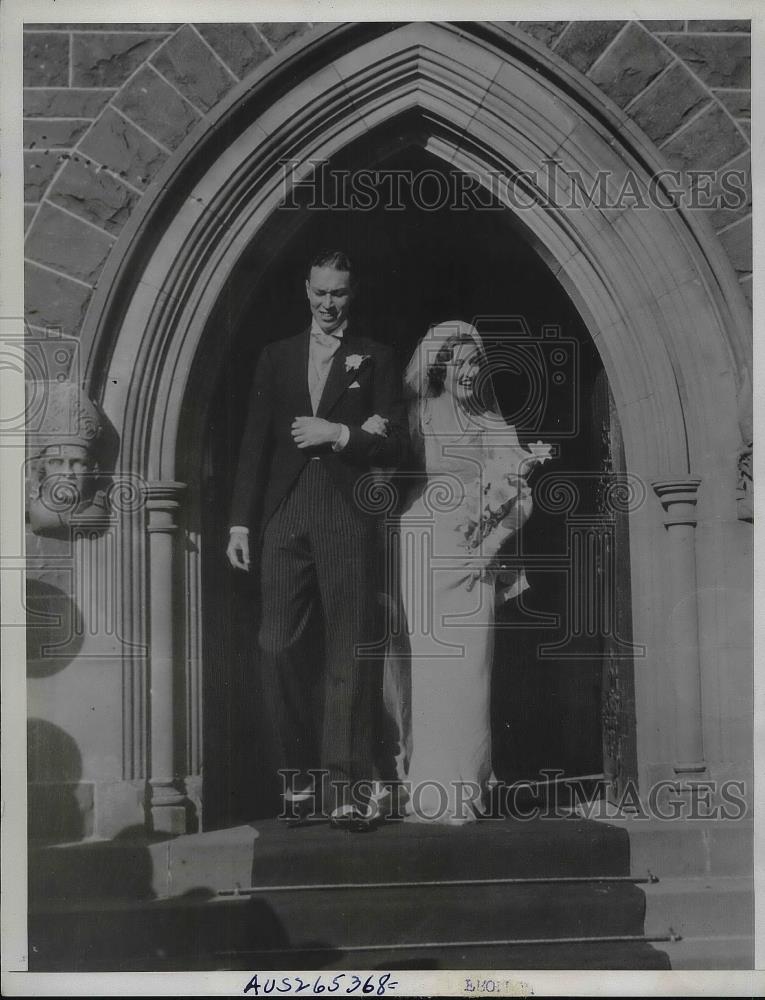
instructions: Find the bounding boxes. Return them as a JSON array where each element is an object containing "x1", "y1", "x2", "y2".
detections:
[
  {"x1": 26, "y1": 577, "x2": 84, "y2": 677},
  {"x1": 27, "y1": 718, "x2": 86, "y2": 842}
]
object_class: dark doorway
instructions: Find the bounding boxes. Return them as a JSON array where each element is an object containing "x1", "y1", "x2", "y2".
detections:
[{"x1": 195, "y1": 141, "x2": 634, "y2": 830}]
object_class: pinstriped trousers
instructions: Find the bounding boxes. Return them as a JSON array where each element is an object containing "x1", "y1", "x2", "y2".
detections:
[{"x1": 258, "y1": 459, "x2": 381, "y2": 813}]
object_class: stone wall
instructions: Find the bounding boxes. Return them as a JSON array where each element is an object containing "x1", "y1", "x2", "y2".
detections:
[
  {"x1": 513, "y1": 19, "x2": 751, "y2": 302},
  {"x1": 23, "y1": 19, "x2": 751, "y2": 352}
]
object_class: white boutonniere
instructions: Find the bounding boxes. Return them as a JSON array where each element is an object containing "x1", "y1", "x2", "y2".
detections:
[{"x1": 345, "y1": 354, "x2": 369, "y2": 373}]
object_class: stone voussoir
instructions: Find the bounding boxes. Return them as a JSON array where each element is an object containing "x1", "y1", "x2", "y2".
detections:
[
  {"x1": 627, "y1": 62, "x2": 710, "y2": 145},
  {"x1": 149, "y1": 24, "x2": 235, "y2": 113},
  {"x1": 256, "y1": 22, "x2": 314, "y2": 50},
  {"x1": 48, "y1": 158, "x2": 140, "y2": 236},
  {"x1": 515, "y1": 21, "x2": 569, "y2": 48},
  {"x1": 71, "y1": 32, "x2": 169, "y2": 88},
  {"x1": 587, "y1": 22, "x2": 673, "y2": 110},
  {"x1": 25, "y1": 202, "x2": 115, "y2": 284},
  {"x1": 661, "y1": 102, "x2": 749, "y2": 171},
  {"x1": 79, "y1": 106, "x2": 168, "y2": 188},
  {"x1": 717, "y1": 216, "x2": 752, "y2": 277},
  {"x1": 659, "y1": 33, "x2": 750, "y2": 89},
  {"x1": 112, "y1": 64, "x2": 200, "y2": 149},
  {"x1": 193, "y1": 23, "x2": 272, "y2": 80},
  {"x1": 24, "y1": 261, "x2": 93, "y2": 336},
  {"x1": 553, "y1": 21, "x2": 627, "y2": 74}
]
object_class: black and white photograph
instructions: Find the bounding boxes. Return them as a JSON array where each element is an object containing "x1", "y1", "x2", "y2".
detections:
[{"x1": 0, "y1": 1, "x2": 760, "y2": 995}]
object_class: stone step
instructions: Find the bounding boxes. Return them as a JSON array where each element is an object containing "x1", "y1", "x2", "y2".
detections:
[
  {"x1": 29, "y1": 889, "x2": 671, "y2": 972},
  {"x1": 29, "y1": 816, "x2": 750, "y2": 972},
  {"x1": 31, "y1": 879, "x2": 649, "y2": 959},
  {"x1": 217, "y1": 938, "x2": 673, "y2": 973},
  {"x1": 642, "y1": 876, "x2": 753, "y2": 939},
  {"x1": 588, "y1": 817, "x2": 754, "y2": 878},
  {"x1": 30, "y1": 817, "x2": 633, "y2": 902},
  {"x1": 658, "y1": 935, "x2": 754, "y2": 971}
]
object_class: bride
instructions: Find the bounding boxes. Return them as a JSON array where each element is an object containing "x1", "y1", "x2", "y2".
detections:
[{"x1": 377, "y1": 320, "x2": 548, "y2": 825}]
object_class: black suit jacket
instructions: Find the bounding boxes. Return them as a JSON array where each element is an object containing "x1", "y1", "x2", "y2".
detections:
[{"x1": 229, "y1": 327, "x2": 408, "y2": 534}]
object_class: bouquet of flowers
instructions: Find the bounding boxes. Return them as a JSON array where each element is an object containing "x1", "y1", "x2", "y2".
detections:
[{"x1": 453, "y1": 440, "x2": 553, "y2": 561}]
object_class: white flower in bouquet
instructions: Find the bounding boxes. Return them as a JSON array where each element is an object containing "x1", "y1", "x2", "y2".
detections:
[
  {"x1": 454, "y1": 439, "x2": 553, "y2": 557},
  {"x1": 523, "y1": 440, "x2": 554, "y2": 470}
]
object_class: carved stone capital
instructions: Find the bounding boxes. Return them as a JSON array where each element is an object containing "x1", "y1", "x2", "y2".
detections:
[
  {"x1": 651, "y1": 477, "x2": 701, "y2": 527},
  {"x1": 144, "y1": 481, "x2": 186, "y2": 533}
]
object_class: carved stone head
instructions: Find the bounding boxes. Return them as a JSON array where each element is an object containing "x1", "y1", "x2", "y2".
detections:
[{"x1": 27, "y1": 382, "x2": 110, "y2": 537}]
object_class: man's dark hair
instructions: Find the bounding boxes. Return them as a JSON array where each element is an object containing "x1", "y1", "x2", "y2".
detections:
[{"x1": 307, "y1": 249, "x2": 354, "y2": 280}]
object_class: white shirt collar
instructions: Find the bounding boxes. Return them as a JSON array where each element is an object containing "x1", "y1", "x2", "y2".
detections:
[{"x1": 311, "y1": 317, "x2": 347, "y2": 339}]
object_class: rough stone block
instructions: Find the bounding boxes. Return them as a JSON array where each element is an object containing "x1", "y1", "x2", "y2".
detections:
[
  {"x1": 661, "y1": 34, "x2": 750, "y2": 88},
  {"x1": 24, "y1": 262, "x2": 93, "y2": 336},
  {"x1": 515, "y1": 21, "x2": 569, "y2": 47},
  {"x1": 256, "y1": 22, "x2": 313, "y2": 50},
  {"x1": 717, "y1": 216, "x2": 752, "y2": 278},
  {"x1": 72, "y1": 32, "x2": 166, "y2": 87},
  {"x1": 686, "y1": 21, "x2": 751, "y2": 33},
  {"x1": 150, "y1": 25, "x2": 234, "y2": 112},
  {"x1": 25, "y1": 203, "x2": 114, "y2": 284},
  {"x1": 703, "y1": 152, "x2": 750, "y2": 231},
  {"x1": 714, "y1": 90, "x2": 750, "y2": 118},
  {"x1": 24, "y1": 151, "x2": 60, "y2": 202},
  {"x1": 24, "y1": 119, "x2": 91, "y2": 149},
  {"x1": 48, "y1": 158, "x2": 139, "y2": 235},
  {"x1": 629, "y1": 63, "x2": 710, "y2": 144},
  {"x1": 23, "y1": 33, "x2": 70, "y2": 87},
  {"x1": 641, "y1": 21, "x2": 685, "y2": 32},
  {"x1": 588, "y1": 23, "x2": 672, "y2": 109},
  {"x1": 554, "y1": 21, "x2": 626, "y2": 73},
  {"x1": 79, "y1": 107, "x2": 167, "y2": 188},
  {"x1": 24, "y1": 88, "x2": 115, "y2": 119},
  {"x1": 113, "y1": 65, "x2": 200, "y2": 149},
  {"x1": 194, "y1": 22, "x2": 272, "y2": 79},
  {"x1": 661, "y1": 103, "x2": 748, "y2": 170}
]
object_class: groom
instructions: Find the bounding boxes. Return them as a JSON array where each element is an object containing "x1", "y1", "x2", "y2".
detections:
[{"x1": 227, "y1": 249, "x2": 407, "y2": 827}]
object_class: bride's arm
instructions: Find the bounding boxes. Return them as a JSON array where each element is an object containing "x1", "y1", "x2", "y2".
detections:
[{"x1": 339, "y1": 344, "x2": 408, "y2": 469}]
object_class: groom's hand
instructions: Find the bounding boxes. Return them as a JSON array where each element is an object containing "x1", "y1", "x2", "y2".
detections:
[
  {"x1": 227, "y1": 529, "x2": 250, "y2": 571},
  {"x1": 291, "y1": 416, "x2": 342, "y2": 449}
]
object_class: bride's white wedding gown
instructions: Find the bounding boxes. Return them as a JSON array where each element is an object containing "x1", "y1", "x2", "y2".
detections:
[{"x1": 383, "y1": 393, "x2": 530, "y2": 825}]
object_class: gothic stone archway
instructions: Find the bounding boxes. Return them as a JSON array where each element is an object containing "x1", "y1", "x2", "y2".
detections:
[{"x1": 74, "y1": 22, "x2": 749, "y2": 833}]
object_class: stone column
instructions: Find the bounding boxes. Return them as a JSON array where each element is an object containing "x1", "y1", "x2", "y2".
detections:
[
  {"x1": 145, "y1": 481, "x2": 188, "y2": 833},
  {"x1": 651, "y1": 478, "x2": 706, "y2": 775}
]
